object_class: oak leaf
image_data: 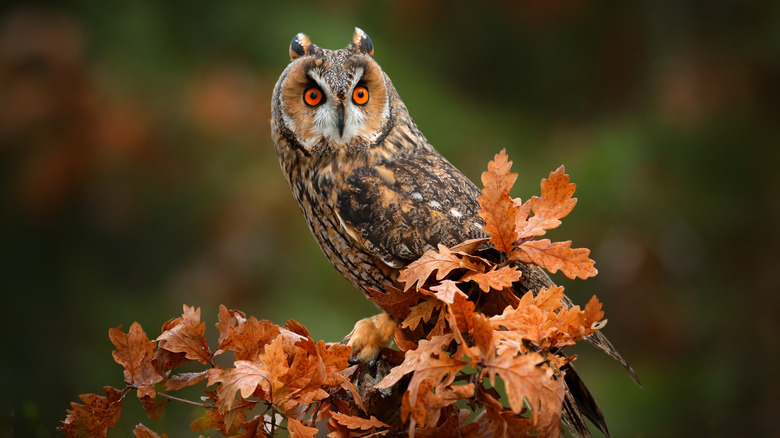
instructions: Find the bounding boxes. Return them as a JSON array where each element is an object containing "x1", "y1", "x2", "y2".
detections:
[
  {"x1": 398, "y1": 244, "x2": 482, "y2": 291},
  {"x1": 428, "y1": 280, "x2": 465, "y2": 305},
  {"x1": 478, "y1": 149, "x2": 521, "y2": 253},
  {"x1": 216, "y1": 316, "x2": 280, "y2": 361},
  {"x1": 133, "y1": 423, "x2": 167, "y2": 438},
  {"x1": 109, "y1": 322, "x2": 164, "y2": 387},
  {"x1": 58, "y1": 386, "x2": 125, "y2": 438},
  {"x1": 482, "y1": 348, "x2": 564, "y2": 436},
  {"x1": 401, "y1": 298, "x2": 440, "y2": 330},
  {"x1": 287, "y1": 418, "x2": 319, "y2": 438},
  {"x1": 513, "y1": 239, "x2": 597, "y2": 279},
  {"x1": 156, "y1": 305, "x2": 212, "y2": 364},
  {"x1": 460, "y1": 265, "x2": 522, "y2": 293},
  {"x1": 367, "y1": 285, "x2": 424, "y2": 321},
  {"x1": 215, "y1": 304, "x2": 246, "y2": 345},
  {"x1": 329, "y1": 412, "x2": 389, "y2": 431},
  {"x1": 162, "y1": 370, "x2": 209, "y2": 391},
  {"x1": 375, "y1": 334, "x2": 454, "y2": 390},
  {"x1": 514, "y1": 165, "x2": 577, "y2": 241}
]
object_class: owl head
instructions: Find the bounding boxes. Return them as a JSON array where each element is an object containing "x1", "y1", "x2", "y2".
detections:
[{"x1": 272, "y1": 28, "x2": 394, "y2": 155}]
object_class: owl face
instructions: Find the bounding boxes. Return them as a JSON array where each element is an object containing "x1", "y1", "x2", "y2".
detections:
[{"x1": 273, "y1": 28, "x2": 392, "y2": 154}]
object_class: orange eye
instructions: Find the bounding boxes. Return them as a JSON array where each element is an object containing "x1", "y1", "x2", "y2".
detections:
[
  {"x1": 352, "y1": 85, "x2": 369, "y2": 105},
  {"x1": 303, "y1": 87, "x2": 323, "y2": 106}
]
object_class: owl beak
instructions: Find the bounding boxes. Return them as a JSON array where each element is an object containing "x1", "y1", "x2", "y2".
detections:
[{"x1": 336, "y1": 104, "x2": 345, "y2": 138}]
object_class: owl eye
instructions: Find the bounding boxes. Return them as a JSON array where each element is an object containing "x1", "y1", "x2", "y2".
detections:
[
  {"x1": 352, "y1": 85, "x2": 369, "y2": 105},
  {"x1": 303, "y1": 87, "x2": 323, "y2": 106}
]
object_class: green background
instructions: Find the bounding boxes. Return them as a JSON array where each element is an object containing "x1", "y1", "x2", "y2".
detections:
[{"x1": 1, "y1": 1, "x2": 778, "y2": 436}]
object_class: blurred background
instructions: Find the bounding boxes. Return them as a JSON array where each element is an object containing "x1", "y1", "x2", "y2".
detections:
[{"x1": 1, "y1": 1, "x2": 778, "y2": 436}]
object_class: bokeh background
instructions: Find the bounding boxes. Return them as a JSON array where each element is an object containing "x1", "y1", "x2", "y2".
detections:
[{"x1": 1, "y1": 1, "x2": 778, "y2": 436}]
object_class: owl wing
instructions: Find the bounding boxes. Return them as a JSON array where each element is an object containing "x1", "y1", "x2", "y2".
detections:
[{"x1": 333, "y1": 149, "x2": 486, "y2": 269}]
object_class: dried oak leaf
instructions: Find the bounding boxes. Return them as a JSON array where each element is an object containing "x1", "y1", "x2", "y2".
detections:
[
  {"x1": 482, "y1": 348, "x2": 564, "y2": 436},
  {"x1": 156, "y1": 305, "x2": 212, "y2": 364},
  {"x1": 132, "y1": 423, "x2": 168, "y2": 438},
  {"x1": 109, "y1": 322, "x2": 164, "y2": 387},
  {"x1": 211, "y1": 360, "x2": 271, "y2": 414},
  {"x1": 401, "y1": 298, "x2": 440, "y2": 330},
  {"x1": 163, "y1": 370, "x2": 209, "y2": 391},
  {"x1": 513, "y1": 239, "x2": 597, "y2": 280},
  {"x1": 514, "y1": 165, "x2": 577, "y2": 241},
  {"x1": 428, "y1": 280, "x2": 465, "y2": 305},
  {"x1": 367, "y1": 285, "x2": 424, "y2": 321},
  {"x1": 216, "y1": 316, "x2": 280, "y2": 361},
  {"x1": 329, "y1": 412, "x2": 389, "y2": 431},
  {"x1": 398, "y1": 244, "x2": 482, "y2": 291},
  {"x1": 459, "y1": 265, "x2": 522, "y2": 293},
  {"x1": 215, "y1": 304, "x2": 246, "y2": 345},
  {"x1": 58, "y1": 386, "x2": 125, "y2": 438},
  {"x1": 136, "y1": 387, "x2": 166, "y2": 421},
  {"x1": 375, "y1": 334, "x2": 454, "y2": 390},
  {"x1": 478, "y1": 149, "x2": 521, "y2": 254},
  {"x1": 287, "y1": 417, "x2": 319, "y2": 438}
]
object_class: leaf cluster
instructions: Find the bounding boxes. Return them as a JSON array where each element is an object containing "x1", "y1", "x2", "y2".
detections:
[{"x1": 59, "y1": 150, "x2": 605, "y2": 437}]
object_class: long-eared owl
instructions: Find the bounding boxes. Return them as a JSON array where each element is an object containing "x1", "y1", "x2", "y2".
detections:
[{"x1": 271, "y1": 28, "x2": 635, "y2": 438}]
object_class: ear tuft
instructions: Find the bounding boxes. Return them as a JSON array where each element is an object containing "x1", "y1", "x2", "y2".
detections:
[
  {"x1": 289, "y1": 33, "x2": 320, "y2": 60},
  {"x1": 350, "y1": 27, "x2": 374, "y2": 56}
]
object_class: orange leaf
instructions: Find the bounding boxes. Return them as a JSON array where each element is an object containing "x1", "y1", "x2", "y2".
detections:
[
  {"x1": 156, "y1": 305, "x2": 212, "y2": 364},
  {"x1": 287, "y1": 418, "x2": 319, "y2": 438},
  {"x1": 482, "y1": 348, "x2": 564, "y2": 435},
  {"x1": 428, "y1": 280, "x2": 465, "y2": 305},
  {"x1": 460, "y1": 265, "x2": 522, "y2": 292},
  {"x1": 215, "y1": 305, "x2": 245, "y2": 345},
  {"x1": 401, "y1": 298, "x2": 440, "y2": 330},
  {"x1": 216, "y1": 317, "x2": 280, "y2": 361},
  {"x1": 367, "y1": 285, "x2": 424, "y2": 321},
  {"x1": 329, "y1": 412, "x2": 389, "y2": 430},
  {"x1": 513, "y1": 239, "x2": 597, "y2": 279},
  {"x1": 58, "y1": 386, "x2": 125, "y2": 438},
  {"x1": 133, "y1": 423, "x2": 167, "y2": 438},
  {"x1": 212, "y1": 360, "x2": 272, "y2": 413},
  {"x1": 137, "y1": 389, "x2": 166, "y2": 421},
  {"x1": 514, "y1": 165, "x2": 577, "y2": 241},
  {"x1": 472, "y1": 313, "x2": 494, "y2": 358},
  {"x1": 375, "y1": 334, "x2": 454, "y2": 390},
  {"x1": 109, "y1": 322, "x2": 164, "y2": 387},
  {"x1": 398, "y1": 244, "x2": 482, "y2": 291},
  {"x1": 163, "y1": 370, "x2": 209, "y2": 391},
  {"x1": 478, "y1": 149, "x2": 520, "y2": 253}
]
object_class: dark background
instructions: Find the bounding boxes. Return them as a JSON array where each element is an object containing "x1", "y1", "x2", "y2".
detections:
[{"x1": 1, "y1": 1, "x2": 778, "y2": 436}]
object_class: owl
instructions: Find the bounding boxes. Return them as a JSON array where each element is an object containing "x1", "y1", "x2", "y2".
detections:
[{"x1": 271, "y1": 28, "x2": 636, "y2": 437}]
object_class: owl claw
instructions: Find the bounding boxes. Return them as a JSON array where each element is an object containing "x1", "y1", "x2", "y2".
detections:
[{"x1": 342, "y1": 313, "x2": 397, "y2": 364}]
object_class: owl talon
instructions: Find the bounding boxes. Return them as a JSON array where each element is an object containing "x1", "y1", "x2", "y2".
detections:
[{"x1": 342, "y1": 313, "x2": 397, "y2": 363}]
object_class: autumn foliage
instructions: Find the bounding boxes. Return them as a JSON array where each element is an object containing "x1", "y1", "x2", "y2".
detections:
[{"x1": 60, "y1": 151, "x2": 606, "y2": 437}]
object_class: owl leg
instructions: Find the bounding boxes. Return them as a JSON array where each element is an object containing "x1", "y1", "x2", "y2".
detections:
[{"x1": 342, "y1": 313, "x2": 397, "y2": 363}]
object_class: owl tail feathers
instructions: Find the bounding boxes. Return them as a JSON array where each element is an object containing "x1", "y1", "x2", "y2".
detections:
[
  {"x1": 562, "y1": 363, "x2": 611, "y2": 438},
  {"x1": 342, "y1": 313, "x2": 397, "y2": 363}
]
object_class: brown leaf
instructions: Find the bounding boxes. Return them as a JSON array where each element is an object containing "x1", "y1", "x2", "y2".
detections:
[
  {"x1": 285, "y1": 319, "x2": 311, "y2": 338},
  {"x1": 156, "y1": 305, "x2": 212, "y2": 364},
  {"x1": 215, "y1": 304, "x2": 245, "y2": 345},
  {"x1": 460, "y1": 265, "x2": 522, "y2": 293},
  {"x1": 482, "y1": 348, "x2": 564, "y2": 436},
  {"x1": 58, "y1": 386, "x2": 125, "y2": 438},
  {"x1": 133, "y1": 423, "x2": 167, "y2": 438},
  {"x1": 398, "y1": 244, "x2": 482, "y2": 291},
  {"x1": 109, "y1": 322, "x2": 164, "y2": 387},
  {"x1": 287, "y1": 418, "x2": 319, "y2": 438},
  {"x1": 375, "y1": 334, "x2": 454, "y2": 390},
  {"x1": 212, "y1": 360, "x2": 273, "y2": 414},
  {"x1": 514, "y1": 165, "x2": 577, "y2": 241},
  {"x1": 428, "y1": 280, "x2": 465, "y2": 305},
  {"x1": 329, "y1": 412, "x2": 389, "y2": 430},
  {"x1": 216, "y1": 316, "x2": 280, "y2": 361},
  {"x1": 163, "y1": 370, "x2": 209, "y2": 391},
  {"x1": 367, "y1": 285, "x2": 424, "y2": 321},
  {"x1": 137, "y1": 388, "x2": 166, "y2": 421},
  {"x1": 401, "y1": 298, "x2": 440, "y2": 330},
  {"x1": 478, "y1": 149, "x2": 521, "y2": 254},
  {"x1": 472, "y1": 313, "x2": 494, "y2": 358},
  {"x1": 513, "y1": 239, "x2": 597, "y2": 279}
]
